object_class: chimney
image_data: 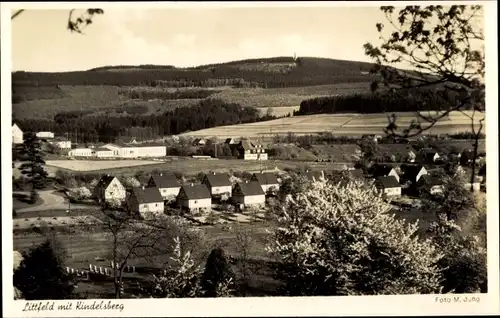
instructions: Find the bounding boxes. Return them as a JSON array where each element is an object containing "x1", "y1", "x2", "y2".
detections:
[
  {"x1": 190, "y1": 183, "x2": 194, "y2": 186},
  {"x1": 160, "y1": 173, "x2": 162, "y2": 176},
  {"x1": 142, "y1": 186, "x2": 145, "y2": 190},
  {"x1": 212, "y1": 172, "x2": 216, "y2": 175},
  {"x1": 245, "y1": 180, "x2": 248, "y2": 183}
]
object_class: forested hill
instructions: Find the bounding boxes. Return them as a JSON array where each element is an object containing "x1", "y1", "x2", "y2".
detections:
[{"x1": 12, "y1": 57, "x2": 379, "y2": 88}]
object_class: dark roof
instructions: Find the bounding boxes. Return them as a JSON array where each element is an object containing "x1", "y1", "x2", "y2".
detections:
[
  {"x1": 96, "y1": 175, "x2": 117, "y2": 189},
  {"x1": 400, "y1": 164, "x2": 425, "y2": 181},
  {"x1": 303, "y1": 170, "x2": 324, "y2": 181},
  {"x1": 370, "y1": 164, "x2": 396, "y2": 178},
  {"x1": 419, "y1": 175, "x2": 444, "y2": 186},
  {"x1": 235, "y1": 181, "x2": 265, "y2": 196},
  {"x1": 150, "y1": 173, "x2": 179, "y2": 188},
  {"x1": 95, "y1": 147, "x2": 113, "y2": 152},
  {"x1": 180, "y1": 184, "x2": 211, "y2": 200},
  {"x1": 131, "y1": 187, "x2": 163, "y2": 204},
  {"x1": 239, "y1": 140, "x2": 255, "y2": 150},
  {"x1": 252, "y1": 172, "x2": 279, "y2": 185},
  {"x1": 203, "y1": 173, "x2": 231, "y2": 187},
  {"x1": 376, "y1": 176, "x2": 401, "y2": 189}
]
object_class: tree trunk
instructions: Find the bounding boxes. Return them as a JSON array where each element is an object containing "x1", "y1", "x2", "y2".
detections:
[{"x1": 470, "y1": 136, "x2": 479, "y2": 192}]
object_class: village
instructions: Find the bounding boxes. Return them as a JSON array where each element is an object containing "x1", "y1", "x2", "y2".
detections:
[{"x1": 12, "y1": 122, "x2": 487, "y2": 222}]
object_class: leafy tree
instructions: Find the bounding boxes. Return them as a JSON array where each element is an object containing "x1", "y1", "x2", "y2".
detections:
[
  {"x1": 200, "y1": 248, "x2": 235, "y2": 297},
  {"x1": 14, "y1": 238, "x2": 75, "y2": 300},
  {"x1": 147, "y1": 237, "x2": 202, "y2": 298},
  {"x1": 267, "y1": 178, "x2": 443, "y2": 296},
  {"x1": 363, "y1": 5, "x2": 485, "y2": 191},
  {"x1": 19, "y1": 133, "x2": 49, "y2": 203},
  {"x1": 102, "y1": 210, "x2": 205, "y2": 298},
  {"x1": 428, "y1": 215, "x2": 487, "y2": 293}
]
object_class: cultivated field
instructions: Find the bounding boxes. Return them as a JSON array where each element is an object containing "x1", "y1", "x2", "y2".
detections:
[
  {"x1": 45, "y1": 160, "x2": 163, "y2": 172},
  {"x1": 13, "y1": 216, "x2": 102, "y2": 230},
  {"x1": 13, "y1": 83, "x2": 372, "y2": 119},
  {"x1": 51, "y1": 158, "x2": 350, "y2": 176},
  {"x1": 181, "y1": 111, "x2": 485, "y2": 138}
]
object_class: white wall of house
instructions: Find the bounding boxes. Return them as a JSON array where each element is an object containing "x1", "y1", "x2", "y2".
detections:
[
  {"x1": 430, "y1": 185, "x2": 444, "y2": 195},
  {"x1": 136, "y1": 146, "x2": 167, "y2": 158},
  {"x1": 69, "y1": 148, "x2": 93, "y2": 157},
  {"x1": 159, "y1": 187, "x2": 181, "y2": 200},
  {"x1": 464, "y1": 182, "x2": 481, "y2": 192},
  {"x1": 260, "y1": 183, "x2": 279, "y2": 193},
  {"x1": 12, "y1": 124, "x2": 23, "y2": 144},
  {"x1": 232, "y1": 194, "x2": 266, "y2": 205},
  {"x1": 36, "y1": 132, "x2": 54, "y2": 139},
  {"x1": 54, "y1": 140, "x2": 72, "y2": 149},
  {"x1": 178, "y1": 198, "x2": 212, "y2": 210},
  {"x1": 138, "y1": 202, "x2": 164, "y2": 215},
  {"x1": 103, "y1": 178, "x2": 127, "y2": 202},
  {"x1": 96, "y1": 150, "x2": 114, "y2": 158},
  {"x1": 432, "y1": 153, "x2": 441, "y2": 162},
  {"x1": 383, "y1": 187, "x2": 401, "y2": 196}
]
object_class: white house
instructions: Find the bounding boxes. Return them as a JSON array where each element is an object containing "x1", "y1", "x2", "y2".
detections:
[
  {"x1": 94, "y1": 147, "x2": 114, "y2": 158},
  {"x1": 375, "y1": 176, "x2": 402, "y2": 197},
  {"x1": 418, "y1": 149, "x2": 441, "y2": 163},
  {"x1": 250, "y1": 172, "x2": 280, "y2": 194},
  {"x1": 371, "y1": 164, "x2": 400, "y2": 183},
  {"x1": 12, "y1": 124, "x2": 23, "y2": 144},
  {"x1": 51, "y1": 139, "x2": 72, "y2": 149},
  {"x1": 127, "y1": 186, "x2": 164, "y2": 219},
  {"x1": 237, "y1": 140, "x2": 268, "y2": 160},
  {"x1": 201, "y1": 172, "x2": 232, "y2": 198},
  {"x1": 101, "y1": 143, "x2": 166, "y2": 158},
  {"x1": 177, "y1": 184, "x2": 212, "y2": 211},
  {"x1": 94, "y1": 175, "x2": 127, "y2": 204},
  {"x1": 400, "y1": 164, "x2": 428, "y2": 183},
  {"x1": 147, "y1": 173, "x2": 181, "y2": 201},
  {"x1": 232, "y1": 181, "x2": 266, "y2": 207},
  {"x1": 68, "y1": 148, "x2": 93, "y2": 157},
  {"x1": 36, "y1": 131, "x2": 54, "y2": 139}
]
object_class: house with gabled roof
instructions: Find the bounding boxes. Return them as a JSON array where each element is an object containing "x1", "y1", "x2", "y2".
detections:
[
  {"x1": 418, "y1": 175, "x2": 444, "y2": 195},
  {"x1": 12, "y1": 123, "x2": 24, "y2": 144},
  {"x1": 236, "y1": 139, "x2": 268, "y2": 160},
  {"x1": 459, "y1": 149, "x2": 482, "y2": 166},
  {"x1": 127, "y1": 186, "x2": 164, "y2": 218},
  {"x1": 251, "y1": 172, "x2": 280, "y2": 194},
  {"x1": 400, "y1": 164, "x2": 428, "y2": 183},
  {"x1": 147, "y1": 173, "x2": 181, "y2": 201},
  {"x1": 192, "y1": 138, "x2": 207, "y2": 146},
  {"x1": 232, "y1": 181, "x2": 266, "y2": 207},
  {"x1": 177, "y1": 183, "x2": 212, "y2": 211},
  {"x1": 94, "y1": 175, "x2": 127, "y2": 204},
  {"x1": 370, "y1": 164, "x2": 400, "y2": 183},
  {"x1": 201, "y1": 172, "x2": 232, "y2": 198},
  {"x1": 375, "y1": 176, "x2": 401, "y2": 197}
]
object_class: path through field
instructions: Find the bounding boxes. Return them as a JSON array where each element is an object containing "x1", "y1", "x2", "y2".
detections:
[{"x1": 14, "y1": 190, "x2": 97, "y2": 212}]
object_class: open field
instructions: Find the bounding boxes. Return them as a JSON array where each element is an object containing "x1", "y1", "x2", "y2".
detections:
[
  {"x1": 13, "y1": 215, "x2": 102, "y2": 230},
  {"x1": 181, "y1": 111, "x2": 485, "y2": 138},
  {"x1": 13, "y1": 83, "x2": 372, "y2": 120},
  {"x1": 50, "y1": 158, "x2": 351, "y2": 176},
  {"x1": 310, "y1": 144, "x2": 362, "y2": 162},
  {"x1": 45, "y1": 160, "x2": 163, "y2": 171}
]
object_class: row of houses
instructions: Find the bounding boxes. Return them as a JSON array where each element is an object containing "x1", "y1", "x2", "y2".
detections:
[
  {"x1": 95, "y1": 171, "x2": 282, "y2": 218},
  {"x1": 367, "y1": 162, "x2": 486, "y2": 197}
]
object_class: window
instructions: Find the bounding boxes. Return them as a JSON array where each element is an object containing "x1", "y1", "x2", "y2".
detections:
[
  {"x1": 155, "y1": 204, "x2": 158, "y2": 207},
  {"x1": 194, "y1": 200, "x2": 198, "y2": 204},
  {"x1": 109, "y1": 191, "x2": 114, "y2": 196}
]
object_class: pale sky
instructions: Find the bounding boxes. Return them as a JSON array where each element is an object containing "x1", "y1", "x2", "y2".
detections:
[
  {"x1": 9, "y1": 4, "x2": 485, "y2": 72},
  {"x1": 10, "y1": 6, "x2": 393, "y2": 72}
]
